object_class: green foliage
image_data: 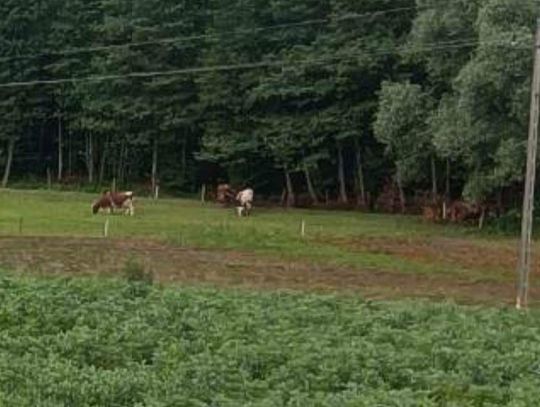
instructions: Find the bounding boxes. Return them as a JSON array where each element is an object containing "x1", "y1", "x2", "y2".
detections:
[
  {"x1": 374, "y1": 81, "x2": 434, "y2": 184},
  {"x1": 1, "y1": 271, "x2": 540, "y2": 405},
  {"x1": 123, "y1": 257, "x2": 154, "y2": 285}
]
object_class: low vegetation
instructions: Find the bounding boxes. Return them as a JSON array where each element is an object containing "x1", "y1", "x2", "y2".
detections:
[{"x1": 0, "y1": 270, "x2": 539, "y2": 406}]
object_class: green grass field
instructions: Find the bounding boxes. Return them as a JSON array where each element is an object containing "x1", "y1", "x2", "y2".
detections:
[
  {"x1": 1, "y1": 271, "x2": 539, "y2": 406},
  {"x1": 0, "y1": 189, "x2": 486, "y2": 271}
]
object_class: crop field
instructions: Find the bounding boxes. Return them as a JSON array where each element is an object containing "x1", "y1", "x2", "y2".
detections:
[
  {"x1": 1, "y1": 271, "x2": 540, "y2": 406},
  {"x1": 0, "y1": 189, "x2": 538, "y2": 305}
]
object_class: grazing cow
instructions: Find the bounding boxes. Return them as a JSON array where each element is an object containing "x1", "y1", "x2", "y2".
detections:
[
  {"x1": 447, "y1": 200, "x2": 480, "y2": 223},
  {"x1": 92, "y1": 190, "x2": 135, "y2": 216},
  {"x1": 216, "y1": 183, "x2": 236, "y2": 205},
  {"x1": 236, "y1": 188, "x2": 254, "y2": 217}
]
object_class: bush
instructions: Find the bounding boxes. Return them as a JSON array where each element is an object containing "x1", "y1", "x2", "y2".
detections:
[{"x1": 122, "y1": 258, "x2": 154, "y2": 298}]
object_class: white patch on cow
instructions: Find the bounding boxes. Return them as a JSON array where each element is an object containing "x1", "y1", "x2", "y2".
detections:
[
  {"x1": 236, "y1": 206, "x2": 244, "y2": 217},
  {"x1": 236, "y1": 188, "x2": 253, "y2": 205}
]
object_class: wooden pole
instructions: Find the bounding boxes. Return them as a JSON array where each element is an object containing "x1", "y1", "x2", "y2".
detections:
[
  {"x1": 516, "y1": 19, "x2": 540, "y2": 310},
  {"x1": 300, "y1": 219, "x2": 306, "y2": 238},
  {"x1": 103, "y1": 219, "x2": 109, "y2": 238}
]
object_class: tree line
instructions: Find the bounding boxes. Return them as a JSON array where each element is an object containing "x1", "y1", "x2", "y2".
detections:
[{"x1": 0, "y1": 0, "x2": 538, "y2": 210}]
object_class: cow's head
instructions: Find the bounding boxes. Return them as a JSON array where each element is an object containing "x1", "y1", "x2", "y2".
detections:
[{"x1": 91, "y1": 200, "x2": 101, "y2": 214}]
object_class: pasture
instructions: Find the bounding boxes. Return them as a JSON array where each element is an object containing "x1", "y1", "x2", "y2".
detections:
[{"x1": 0, "y1": 189, "x2": 535, "y2": 305}]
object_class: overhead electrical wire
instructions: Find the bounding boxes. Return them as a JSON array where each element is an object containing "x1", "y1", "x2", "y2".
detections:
[
  {"x1": 0, "y1": 1, "x2": 469, "y2": 64},
  {"x1": 0, "y1": 37, "x2": 528, "y2": 89}
]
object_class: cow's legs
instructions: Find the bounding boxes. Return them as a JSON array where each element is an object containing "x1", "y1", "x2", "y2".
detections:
[
  {"x1": 123, "y1": 200, "x2": 134, "y2": 216},
  {"x1": 245, "y1": 202, "x2": 252, "y2": 216}
]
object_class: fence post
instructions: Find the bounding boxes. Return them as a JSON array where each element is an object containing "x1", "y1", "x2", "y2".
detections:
[
  {"x1": 103, "y1": 219, "x2": 109, "y2": 238},
  {"x1": 300, "y1": 219, "x2": 305, "y2": 238}
]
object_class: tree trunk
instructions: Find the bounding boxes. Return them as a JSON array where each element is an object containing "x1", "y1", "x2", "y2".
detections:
[
  {"x1": 396, "y1": 168, "x2": 406, "y2": 214},
  {"x1": 98, "y1": 136, "x2": 110, "y2": 187},
  {"x1": 117, "y1": 140, "x2": 126, "y2": 187},
  {"x1": 57, "y1": 114, "x2": 63, "y2": 181},
  {"x1": 478, "y1": 207, "x2": 486, "y2": 230},
  {"x1": 1, "y1": 138, "x2": 15, "y2": 188},
  {"x1": 353, "y1": 139, "x2": 366, "y2": 206},
  {"x1": 180, "y1": 136, "x2": 187, "y2": 181},
  {"x1": 445, "y1": 158, "x2": 451, "y2": 199},
  {"x1": 336, "y1": 140, "x2": 348, "y2": 204},
  {"x1": 303, "y1": 163, "x2": 318, "y2": 205},
  {"x1": 123, "y1": 145, "x2": 130, "y2": 187},
  {"x1": 151, "y1": 137, "x2": 158, "y2": 199},
  {"x1": 47, "y1": 167, "x2": 52, "y2": 189},
  {"x1": 85, "y1": 133, "x2": 94, "y2": 183},
  {"x1": 431, "y1": 156, "x2": 438, "y2": 200},
  {"x1": 496, "y1": 189, "x2": 503, "y2": 217},
  {"x1": 38, "y1": 124, "x2": 45, "y2": 163},
  {"x1": 280, "y1": 188, "x2": 287, "y2": 206},
  {"x1": 67, "y1": 130, "x2": 72, "y2": 176},
  {"x1": 284, "y1": 167, "x2": 295, "y2": 208}
]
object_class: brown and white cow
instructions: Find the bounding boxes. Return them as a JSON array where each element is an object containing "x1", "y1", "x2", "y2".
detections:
[{"x1": 92, "y1": 191, "x2": 135, "y2": 216}]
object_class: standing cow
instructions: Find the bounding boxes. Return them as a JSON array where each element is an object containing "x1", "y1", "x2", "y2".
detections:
[
  {"x1": 92, "y1": 190, "x2": 135, "y2": 216},
  {"x1": 235, "y1": 188, "x2": 254, "y2": 217}
]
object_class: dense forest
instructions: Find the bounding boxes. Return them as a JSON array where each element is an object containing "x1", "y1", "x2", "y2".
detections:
[{"x1": 0, "y1": 0, "x2": 538, "y2": 210}]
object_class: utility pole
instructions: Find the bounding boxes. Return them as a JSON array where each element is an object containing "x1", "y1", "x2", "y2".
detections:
[{"x1": 516, "y1": 19, "x2": 540, "y2": 310}]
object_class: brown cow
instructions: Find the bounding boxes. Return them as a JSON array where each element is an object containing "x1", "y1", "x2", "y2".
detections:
[
  {"x1": 447, "y1": 200, "x2": 480, "y2": 223},
  {"x1": 92, "y1": 190, "x2": 135, "y2": 216},
  {"x1": 216, "y1": 183, "x2": 236, "y2": 206}
]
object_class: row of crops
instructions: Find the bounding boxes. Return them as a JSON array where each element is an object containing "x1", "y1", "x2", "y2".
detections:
[{"x1": 1, "y1": 271, "x2": 540, "y2": 406}]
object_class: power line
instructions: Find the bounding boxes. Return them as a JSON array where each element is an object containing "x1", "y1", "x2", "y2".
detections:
[
  {"x1": 0, "y1": 2, "x2": 460, "y2": 64},
  {"x1": 0, "y1": 37, "x2": 525, "y2": 89}
]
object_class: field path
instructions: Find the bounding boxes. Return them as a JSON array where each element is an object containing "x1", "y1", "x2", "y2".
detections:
[{"x1": 0, "y1": 236, "x2": 535, "y2": 306}]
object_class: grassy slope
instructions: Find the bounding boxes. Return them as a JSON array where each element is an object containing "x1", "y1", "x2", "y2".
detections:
[
  {"x1": 0, "y1": 189, "x2": 486, "y2": 277},
  {"x1": 0, "y1": 271, "x2": 539, "y2": 406}
]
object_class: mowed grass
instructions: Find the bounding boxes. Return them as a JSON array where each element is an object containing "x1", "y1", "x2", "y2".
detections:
[{"x1": 0, "y1": 189, "x2": 504, "y2": 279}]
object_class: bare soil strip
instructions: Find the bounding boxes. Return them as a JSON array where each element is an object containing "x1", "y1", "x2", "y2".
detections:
[{"x1": 0, "y1": 236, "x2": 535, "y2": 306}]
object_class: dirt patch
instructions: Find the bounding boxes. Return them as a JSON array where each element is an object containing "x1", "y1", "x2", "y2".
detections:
[
  {"x1": 325, "y1": 236, "x2": 523, "y2": 276},
  {"x1": 0, "y1": 236, "x2": 535, "y2": 307}
]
